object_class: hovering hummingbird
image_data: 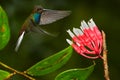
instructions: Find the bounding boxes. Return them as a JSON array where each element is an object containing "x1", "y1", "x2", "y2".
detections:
[{"x1": 15, "y1": 5, "x2": 71, "y2": 51}]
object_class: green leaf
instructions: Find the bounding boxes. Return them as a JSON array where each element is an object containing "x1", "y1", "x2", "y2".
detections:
[
  {"x1": 55, "y1": 63, "x2": 95, "y2": 80},
  {"x1": 26, "y1": 46, "x2": 73, "y2": 76},
  {"x1": 0, "y1": 6, "x2": 10, "y2": 50},
  {"x1": 0, "y1": 69, "x2": 10, "y2": 80}
]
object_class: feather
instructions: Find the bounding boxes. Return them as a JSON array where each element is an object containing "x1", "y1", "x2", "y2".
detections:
[
  {"x1": 15, "y1": 31, "x2": 25, "y2": 52},
  {"x1": 39, "y1": 9, "x2": 71, "y2": 25}
]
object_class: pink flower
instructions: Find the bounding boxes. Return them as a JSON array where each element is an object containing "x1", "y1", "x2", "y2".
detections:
[{"x1": 66, "y1": 19, "x2": 103, "y2": 59}]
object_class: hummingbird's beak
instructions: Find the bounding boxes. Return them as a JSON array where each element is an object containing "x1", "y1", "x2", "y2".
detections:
[{"x1": 15, "y1": 31, "x2": 25, "y2": 52}]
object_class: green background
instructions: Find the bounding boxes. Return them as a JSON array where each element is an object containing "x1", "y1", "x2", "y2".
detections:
[{"x1": 0, "y1": 0, "x2": 119, "y2": 80}]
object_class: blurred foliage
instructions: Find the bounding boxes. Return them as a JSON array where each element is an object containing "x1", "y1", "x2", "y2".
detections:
[
  {"x1": 55, "y1": 63, "x2": 95, "y2": 80},
  {"x1": 0, "y1": 69, "x2": 10, "y2": 80},
  {"x1": 27, "y1": 46, "x2": 73, "y2": 76},
  {"x1": 0, "y1": 6, "x2": 10, "y2": 50},
  {"x1": 0, "y1": 0, "x2": 120, "y2": 80}
]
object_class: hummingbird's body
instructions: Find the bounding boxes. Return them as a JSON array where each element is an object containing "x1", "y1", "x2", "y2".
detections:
[
  {"x1": 19, "y1": 12, "x2": 41, "y2": 35},
  {"x1": 19, "y1": 17, "x2": 31, "y2": 35},
  {"x1": 15, "y1": 5, "x2": 71, "y2": 51}
]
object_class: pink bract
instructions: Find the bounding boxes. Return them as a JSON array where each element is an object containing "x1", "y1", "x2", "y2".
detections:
[{"x1": 66, "y1": 19, "x2": 103, "y2": 59}]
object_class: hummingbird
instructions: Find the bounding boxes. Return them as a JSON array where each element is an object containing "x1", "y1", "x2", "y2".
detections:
[{"x1": 15, "y1": 5, "x2": 71, "y2": 51}]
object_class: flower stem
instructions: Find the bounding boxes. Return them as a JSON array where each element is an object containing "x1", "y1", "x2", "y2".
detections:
[
  {"x1": 0, "y1": 61, "x2": 35, "y2": 80},
  {"x1": 102, "y1": 31, "x2": 110, "y2": 80}
]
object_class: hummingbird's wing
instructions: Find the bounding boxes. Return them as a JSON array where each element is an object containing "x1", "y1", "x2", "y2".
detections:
[{"x1": 39, "y1": 9, "x2": 71, "y2": 25}]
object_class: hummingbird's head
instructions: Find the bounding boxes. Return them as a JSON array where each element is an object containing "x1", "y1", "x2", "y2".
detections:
[{"x1": 33, "y1": 5, "x2": 43, "y2": 13}]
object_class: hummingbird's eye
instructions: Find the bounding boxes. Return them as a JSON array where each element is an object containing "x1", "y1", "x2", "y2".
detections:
[
  {"x1": 36, "y1": 8, "x2": 43, "y2": 13},
  {"x1": 37, "y1": 8, "x2": 40, "y2": 11}
]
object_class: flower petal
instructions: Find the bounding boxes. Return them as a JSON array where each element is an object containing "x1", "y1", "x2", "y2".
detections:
[
  {"x1": 67, "y1": 29, "x2": 75, "y2": 38},
  {"x1": 66, "y1": 39, "x2": 73, "y2": 45}
]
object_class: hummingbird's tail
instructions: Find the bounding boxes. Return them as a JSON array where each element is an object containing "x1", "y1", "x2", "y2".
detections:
[{"x1": 15, "y1": 31, "x2": 25, "y2": 52}]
